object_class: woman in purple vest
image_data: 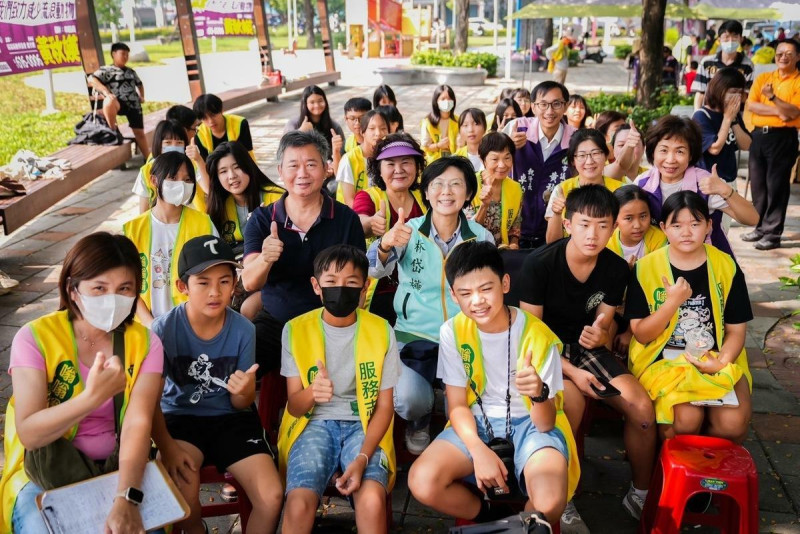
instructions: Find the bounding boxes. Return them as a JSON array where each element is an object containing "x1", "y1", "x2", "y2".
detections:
[{"x1": 635, "y1": 116, "x2": 757, "y2": 256}]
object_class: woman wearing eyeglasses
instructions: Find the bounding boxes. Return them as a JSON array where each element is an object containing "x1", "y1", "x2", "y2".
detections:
[
  {"x1": 544, "y1": 129, "x2": 626, "y2": 244},
  {"x1": 367, "y1": 156, "x2": 493, "y2": 455}
]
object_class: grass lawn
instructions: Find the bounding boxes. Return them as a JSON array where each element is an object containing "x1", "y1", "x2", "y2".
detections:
[{"x1": 0, "y1": 74, "x2": 174, "y2": 165}]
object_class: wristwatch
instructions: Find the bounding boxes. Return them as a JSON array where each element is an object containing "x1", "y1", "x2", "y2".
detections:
[
  {"x1": 529, "y1": 382, "x2": 550, "y2": 403},
  {"x1": 377, "y1": 237, "x2": 392, "y2": 254},
  {"x1": 115, "y1": 487, "x2": 144, "y2": 506},
  {"x1": 769, "y1": 94, "x2": 777, "y2": 102}
]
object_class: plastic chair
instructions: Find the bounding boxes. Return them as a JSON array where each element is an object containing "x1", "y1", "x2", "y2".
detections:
[{"x1": 639, "y1": 434, "x2": 758, "y2": 534}]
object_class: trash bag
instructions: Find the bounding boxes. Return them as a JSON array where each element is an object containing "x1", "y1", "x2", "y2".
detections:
[{"x1": 68, "y1": 112, "x2": 121, "y2": 146}]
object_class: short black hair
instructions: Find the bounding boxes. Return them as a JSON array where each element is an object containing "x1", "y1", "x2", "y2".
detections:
[
  {"x1": 419, "y1": 156, "x2": 478, "y2": 210},
  {"x1": 193, "y1": 93, "x2": 223, "y2": 119},
  {"x1": 152, "y1": 119, "x2": 189, "y2": 158},
  {"x1": 661, "y1": 190, "x2": 710, "y2": 224},
  {"x1": 531, "y1": 80, "x2": 569, "y2": 103},
  {"x1": 376, "y1": 104, "x2": 404, "y2": 132},
  {"x1": 718, "y1": 20, "x2": 743, "y2": 37},
  {"x1": 478, "y1": 131, "x2": 515, "y2": 160},
  {"x1": 344, "y1": 97, "x2": 372, "y2": 114},
  {"x1": 166, "y1": 105, "x2": 198, "y2": 131},
  {"x1": 312, "y1": 244, "x2": 368, "y2": 281},
  {"x1": 645, "y1": 115, "x2": 702, "y2": 166},
  {"x1": 373, "y1": 84, "x2": 397, "y2": 108},
  {"x1": 704, "y1": 67, "x2": 746, "y2": 111},
  {"x1": 613, "y1": 184, "x2": 651, "y2": 212},
  {"x1": 151, "y1": 151, "x2": 196, "y2": 205},
  {"x1": 565, "y1": 184, "x2": 619, "y2": 221},
  {"x1": 775, "y1": 38, "x2": 800, "y2": 54},
  {"x1": 491, "y1": 98, "x2": 522, "y2": 131},
  {"x1": 458, "y1": 108, "x2": 487, "y2": 132},
  {"x1": 111, "y1": 42, "x2": 130, "y2": 53},
  {"x1": 359, "y1": 108, "x2": 389, "y2": 134},
  {"x1": 445, "y1": 241, "x2": 504, "y2": 287},
  {"x1": 594, "y1": 111, "x2": 627, "y2": 139},
  {"x1": 567, "y1": 128, "x2": 609, "y2": 165},
  {"x1": 690, "y1": 60, "x2": 699, "y2": 70}
]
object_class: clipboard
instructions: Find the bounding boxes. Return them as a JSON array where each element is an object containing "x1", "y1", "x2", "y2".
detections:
[{"x1": 35, "y1": 460, "x2": 189, "y2": 534}]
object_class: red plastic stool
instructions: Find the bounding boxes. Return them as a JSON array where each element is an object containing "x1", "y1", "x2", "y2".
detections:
[
  {"x1": 199, "y1": 466, "x2": 252, "y2": 530},
  {"x1": 639, "y1": 435, "x2": 758, "y2": 534}
]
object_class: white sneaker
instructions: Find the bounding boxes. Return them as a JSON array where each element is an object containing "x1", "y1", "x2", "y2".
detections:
[
  {"x1": 0, "y1": 270, "x2": 18, "y2": 296},
  {"x1": 404, "y1": 425, "x2": 430, "y2": 455},
  {"x1": 560, "y1": 501, "x2": 590, "y2": 534},
  {"x1": 622, "y1": 487, "x2": 646, "y2": 520}
]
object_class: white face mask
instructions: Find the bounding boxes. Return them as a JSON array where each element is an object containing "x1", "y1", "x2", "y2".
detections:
[
  {"x1": 719, "y1": 41, "x2": 739, "y2": 54},
  {"x1": 161, "y1": 145, "x2": 185, "y2": 154},
  {"x1": 161, "y1": 180, "x2": 194, "y2": 206},
  {"x1": 77, "y1": 292, "x2": 135, "y2": 332},
  {"x1": 438, "y1": 99, "x2": 454, "y2": 112}
]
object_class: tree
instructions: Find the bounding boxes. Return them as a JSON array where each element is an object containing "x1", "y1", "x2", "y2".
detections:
[
  {"x1": 638, "y1": 0, "x2": 666, "y2": 108},
  {"x1": 453, "y1": 0, "x2": 469, "y2": 53},
  {"x1": 95, "y1": 0, "x2": 122, "y2": 27},
  {"x1": 303, "y1": 0, "x2": 316, "y2": 48}
]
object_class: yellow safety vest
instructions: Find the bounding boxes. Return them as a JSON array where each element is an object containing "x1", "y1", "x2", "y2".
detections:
[
  {"x1": 137, "y1": 156, "x2": 206, "y2": 213},
  {"x1": 196, "y1": 114, "x2": 255, "y2": 162},
  {"x1": 336, "y1": 145, "x2": 368, "y2": 203},
  {"x1": 629, "y1": 245, "x2": 752, "y2": 424},
  {"x1": 220, "y1": 186, "x2": 285, "y2": 245},
  {"x1": 556, "y1": 176, "x2": 625, "y2": 238},
  {"x1": 606, "y1": 226, "x2": 668, "y2": 259},
  {"x1": 452, "y1": 309, "x2": 580, "y2": 501},
  {"x1": 0, "y1": 311, "x2": 148, "y2": 532},
  {"x1": 123, "y1": 207, "x2": 215, "y2": 312},
  {"x1": 471, "y1": 173, "x2": 523, "y2": 246},
  {"x1": 345, "y1": 133, "x2": 358, "y2": 153},
  {"x1": 277, "y1": 309, "x2": 397, "y2": 490},
  {"x1": 421, "y1": 116, "x2": 459, "y2": 163}
]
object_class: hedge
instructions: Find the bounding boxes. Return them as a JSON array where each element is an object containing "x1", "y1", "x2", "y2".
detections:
[
  {"x1": 410, "y1": 50, "x2": 498, "y2": 78},
  {"x1": 585, "y1": 86, "x2": 693, "y2": 133}
]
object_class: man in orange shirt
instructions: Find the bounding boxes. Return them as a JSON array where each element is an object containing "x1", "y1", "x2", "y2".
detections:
[{"x1": 744, "y1": 39, "x2": 800, "y2": 250}]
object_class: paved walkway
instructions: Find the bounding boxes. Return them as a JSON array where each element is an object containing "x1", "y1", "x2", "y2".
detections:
[{"x1": 1, "y1": 59, "x2": 799, "y2": 533}]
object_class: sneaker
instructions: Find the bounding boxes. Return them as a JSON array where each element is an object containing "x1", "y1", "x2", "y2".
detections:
[
  {"x1": 0, "y1": 271, "x2": 19, "y2": 296},
  {"x1": 560, "y1": 501, "x2": 590, "y2": 534},
  {"x1": 404, "y1": 425, "x2": 430, "y2": 455},
  {"x1": 622, "y1": 487, "x2": 645, "y2": 520}
]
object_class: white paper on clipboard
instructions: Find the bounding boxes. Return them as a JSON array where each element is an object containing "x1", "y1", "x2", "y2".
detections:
[{"x1": 37, "y1": 460, "x2": 188, "y2": 534}]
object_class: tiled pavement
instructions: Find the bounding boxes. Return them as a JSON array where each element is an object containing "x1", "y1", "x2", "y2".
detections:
[{"x1": 1, "y1": 58, "x2": 799, "y2": 533}]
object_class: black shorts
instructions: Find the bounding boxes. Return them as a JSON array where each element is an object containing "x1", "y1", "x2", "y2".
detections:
[
  {"x1": 117, "y1": 101, "x2": 144, "y2": 129},
  {"x1": 253, "y1": 309, "x2": 285, "y2": 377},
  {"x1": 563, "y1": 343, "x2": 629, "y2": 382},
  {"x1": 164, "y1": 410, "x2": 273, "y2": 472}
]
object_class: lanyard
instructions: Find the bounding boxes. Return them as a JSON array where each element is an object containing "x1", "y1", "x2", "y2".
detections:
[{"x1": 468, "y1": 306, "x2": 512, "y2": 440}]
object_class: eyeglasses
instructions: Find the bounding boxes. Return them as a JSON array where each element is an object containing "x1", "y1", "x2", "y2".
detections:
[
  {"x1": 574, "y1": 149, "x2": 606, "y2": 163},
  {"x1": 345, "y1": 116, "x2": 363, "y2": 123},
  {"x1": 534, "y1": 101, "x2": 566, "y2": 111},
  {"x1": 429, "y1": 180, "x2": 466, "y2": 192},
  {"x1": 775, "y1": 52, "x2": 796, "y2": 58}
]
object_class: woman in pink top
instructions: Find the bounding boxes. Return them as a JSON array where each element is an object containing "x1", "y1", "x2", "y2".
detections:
[{"x1": 0, "y1": 233, "x2": 164, "y2": 534}]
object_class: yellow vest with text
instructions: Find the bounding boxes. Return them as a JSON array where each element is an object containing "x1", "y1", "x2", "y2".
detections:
[
  {"x1": 629, "y1": 245, "x2": 752, "y2": 423},
  {"x1": 137, "y1": 156, "x2": 207, "y2": 213},
  {"x1": 345, "y1": 133, "x2": 358, "y2": 153},
  {"x1": 336, "y1": 145, "x2": 367, "y2": 203},
  {"x1": 0, "y1": 311, "x2": 149, "y2": 533},
  {"x1": 220, "y1": 186, "x2": 285, "y2": 245},
  {"x1": 606, "y1": 226, "x2": 668, "y2": 259},
  {"x1": 421, "y1": 116, "x2": 459, "y2": 163},
  {"x1": 277, "y1": 309, "x2": 397, "y2": 490},
  {"x1": 123, "y1": 207, "x2": 215, "y2": 312},
  {"x1": 196, "y1": 114, "x2": 255, "y2": 161},
  {"x1": 452, "y1": 309, "x2": 580, "y2": 501},
  {"x1": 471, "y1": 173, "x2": 523, "y2": 246}
]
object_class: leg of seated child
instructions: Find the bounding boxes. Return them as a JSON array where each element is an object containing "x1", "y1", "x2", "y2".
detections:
[
  {"x1": 353, "y1": 480, "x2": 388, "y2": 534},
  {"x1": 604, "y1": 374, "x2": 657, "y2": 491},
  {"x1": 562, "y1": 379, "x2": 586, "y2": 432},
  {"x1": 522, "y1": 447, "x2": 568, "y2": 524},
  {"x1": 284, "y1": 420, "x2": 341, "y2": 534},
  {"x1": 663, "y1": 403, "x2": 705, "y2": 440},
  {"x1": 408, "y1": 439, "x2": 480, "y2": 519},
  {"x1": 705, "y1": 377, "x2": 752, "y2": 444},
  {"x1": 226, "y1": 454, "x2": 283, "y2": 533},
  {"x1": 168, "y1": 440, "x2": 205, "y2": 534}
]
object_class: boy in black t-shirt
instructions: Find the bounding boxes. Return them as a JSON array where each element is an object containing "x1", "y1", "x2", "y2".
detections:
[{"x1": 519, "y1": 185, "x2": 656, "y2": 525}]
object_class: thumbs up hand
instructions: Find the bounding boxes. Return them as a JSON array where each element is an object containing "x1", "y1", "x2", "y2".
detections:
[
  {"x1": 515, "y1": 350, "x2": 545, "y2": 398},
  {"x1": 579, "y1": 312, "x2": 608, "y2": 350},
  {"x1": 261, "y1": 220, "x2": 284, "y2": 265},
  {"x1": 663, "y1": 275, "x2": 692, "y2": 305},
  {"x1": 227, "y1": 364, "x2": 259, "y2": 396},
  {"x1": 331, "y1": 128, "x2": 343, "y2": 155},
  {"x1": 624, "y1": 119, "x2": 642, "y2": 149},
  {"x1": 371, "y1": 200, "x2": 388, "y2": 237},
  {"x1": 299, "y1": 116, "x2": 313, "y2": 132},
  {"x1": 380, "y1": 206, "x2": 412, "y2": 250},
  {"x1": 312, "y1": 359, "x2": 333, "y2": 404},
  {"x1": 698, "y1": 164, "x2": 728, "y2": 197},
  {"x1": 185, "y1": 136, "x2": 201, "y2": 163}
]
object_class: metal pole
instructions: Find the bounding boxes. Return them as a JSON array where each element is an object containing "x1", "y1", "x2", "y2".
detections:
[
  {"x1": 42, "y1": 69, "x2": 59, "y2": 115},
  {"x1": 287, "y1": 1, "x2": 293, "y2": 47},
  {"x1": 503, "y1": 0, "x2": 513, "y2": 81},
  {"x1": 493, "y1": 0, "x2": 499, "y2": 52}
]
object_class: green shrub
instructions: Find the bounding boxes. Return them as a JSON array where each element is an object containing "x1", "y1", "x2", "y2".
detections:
[
  {"x1": 614, "y1": 44, "x2": 632, "y2": 59},
  {"x1": 665, "y1": 28, "x2": 679, "y2": 47},
  {"x1": 410, "y1": 50, "x2": 497, "y2": 77},
  {"x1": 585, "y1": 87, "x2": 692, "y2": 134},
  {"x1": 99, "y1": 27, "x2": 174, "y2": 43},
  {"x1": 568, "y1": 49, "x2": 581, "y2": 66}
]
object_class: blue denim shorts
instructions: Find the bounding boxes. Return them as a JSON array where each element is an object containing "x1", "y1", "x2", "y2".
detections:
[
  {"x1": 285, "y1": 419, "x2": 389, "y2": 498},
  {"x1": 435, "y1": 414, "x2": 568, "y2": 495}
]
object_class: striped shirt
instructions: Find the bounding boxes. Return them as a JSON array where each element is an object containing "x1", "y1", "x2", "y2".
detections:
[{"x1": 691, "y1": 52, "x2": 754, "y2": 94}]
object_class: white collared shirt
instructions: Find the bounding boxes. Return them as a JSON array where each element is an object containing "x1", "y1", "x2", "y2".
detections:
[{"x1": 539, "y1": 123, "x2": 564, "y2": 161}]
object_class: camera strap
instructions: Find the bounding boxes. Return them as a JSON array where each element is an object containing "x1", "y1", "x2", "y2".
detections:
[{"x1": 467, "y1": 306, "x2": 513, "y2": 441}]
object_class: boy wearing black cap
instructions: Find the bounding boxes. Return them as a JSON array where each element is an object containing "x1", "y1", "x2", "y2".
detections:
[{"x1": 151, "y1": 235, "x2": 283, "y2": 534}]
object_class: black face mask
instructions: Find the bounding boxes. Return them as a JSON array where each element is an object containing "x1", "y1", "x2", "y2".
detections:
[{"x1": 321, "y1": 286, "x2": 362, "y2": 318}]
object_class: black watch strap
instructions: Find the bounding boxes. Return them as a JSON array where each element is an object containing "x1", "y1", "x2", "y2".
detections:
[{"x1": 529, "y1": 382, "x2": 550, "y2": 403}]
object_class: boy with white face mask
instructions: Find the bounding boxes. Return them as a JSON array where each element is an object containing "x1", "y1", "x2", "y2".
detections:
[
  {"x1": 123, "y1": 152, "x2": 217, "y2": 327},
  {"x1": 692, "y1": 20, "x2": 754, "y2": 110}
]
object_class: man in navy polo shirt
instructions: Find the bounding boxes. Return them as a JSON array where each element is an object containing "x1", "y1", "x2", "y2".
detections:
[{"x1": 242, "y1": 130, "x2": 365, "y2": 376}]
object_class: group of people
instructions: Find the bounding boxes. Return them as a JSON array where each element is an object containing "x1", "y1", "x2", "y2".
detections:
[{"x1": 1, "y1": 24, "x2": 798, "y2": 534}]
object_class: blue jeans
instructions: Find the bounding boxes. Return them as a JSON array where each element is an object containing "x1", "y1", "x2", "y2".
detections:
[
  {"x1": 393, "y1": 361, "x2": 434, "y2": 431},
  {"x1": 12, "y1": 481, "x2": 167, "y2": 533}
]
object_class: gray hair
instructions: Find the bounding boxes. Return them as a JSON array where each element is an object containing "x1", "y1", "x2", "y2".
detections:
[{"x1": 276, "y1": 129, "x2": 331, "y2": 165}]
